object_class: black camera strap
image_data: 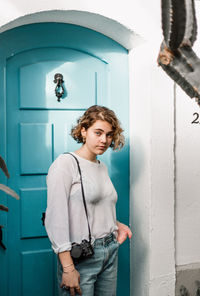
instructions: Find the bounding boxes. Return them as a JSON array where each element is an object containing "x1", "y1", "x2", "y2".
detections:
[{"x1": 64, "y1": 152, "x2": 92, "y2": 243}]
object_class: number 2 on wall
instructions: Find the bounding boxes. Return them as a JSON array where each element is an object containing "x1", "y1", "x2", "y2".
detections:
[{"x1": 191, "y1": 113, "x2": 200, "y2": 124}]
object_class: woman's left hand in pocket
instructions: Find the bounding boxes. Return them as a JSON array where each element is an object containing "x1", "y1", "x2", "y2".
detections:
[{"x1": 116, "y1": 221, "x2": 132, "y2": 244}]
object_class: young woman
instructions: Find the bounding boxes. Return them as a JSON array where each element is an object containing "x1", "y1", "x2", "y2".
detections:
[{"x1": 45, "y1": 105, "x2": 132, "y2": 296}]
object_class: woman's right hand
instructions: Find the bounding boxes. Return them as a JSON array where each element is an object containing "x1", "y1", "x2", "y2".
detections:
[{"x1": 60, "y1": 269, "x2": 82, "y2": 296}]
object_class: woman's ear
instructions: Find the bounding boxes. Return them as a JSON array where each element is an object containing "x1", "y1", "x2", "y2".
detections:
[{"x1": 81, "y1": 127, "x2": 87, "y2": 139}]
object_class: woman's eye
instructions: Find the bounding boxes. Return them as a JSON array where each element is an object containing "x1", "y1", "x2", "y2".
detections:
[
  {"x1": 107, "y1": 134, "x2": 113, "y2": 138},
  {"x1": 95, "y1": 132, "x2": 101, "y2": 136}
]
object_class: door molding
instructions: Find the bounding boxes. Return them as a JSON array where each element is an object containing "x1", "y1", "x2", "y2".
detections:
[
  {"x1": 0, "y1": 10, "x2": 142, "y2": 51},
  {"x1": 0, "y1": 22, "x2": 130, "y2": 296}
]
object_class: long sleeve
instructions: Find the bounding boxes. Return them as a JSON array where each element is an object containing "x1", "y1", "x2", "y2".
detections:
[
  {"x1": 45, "y1": 164, "x2": 73, "y2": 254},
  {"x1": 45, "y1": 153, "x2": 118, "y2": 253}
]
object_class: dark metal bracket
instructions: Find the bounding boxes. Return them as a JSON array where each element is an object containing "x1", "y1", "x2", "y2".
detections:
[{"x1": 41, "y1": 212, "x2": 46, "y2": 226}]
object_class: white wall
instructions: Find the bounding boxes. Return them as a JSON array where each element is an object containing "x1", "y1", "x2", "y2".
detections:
[
  {"x1": 0, "y1": 0, "x2": 162, "y2": 42},
  {"x1": 130, "y1": 42, "x2": 175, "y2": 296},
  {"x1": 175, "y1": 86, "x2": 200, "y2": 266},
  {"x1": 0, "y1": 0, "x2": 182, "y2": 295},
  {"x1": 175, "y1": 1, "x2": 200, "y2": 266}
]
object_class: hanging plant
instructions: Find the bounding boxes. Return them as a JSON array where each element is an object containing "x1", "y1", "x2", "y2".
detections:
[
  {"x1": 0, "y1": 156, "x2": 19, "y2": 202},
  {"x1": 0, "y1": 156, "x2": 19, "y2": 249}
]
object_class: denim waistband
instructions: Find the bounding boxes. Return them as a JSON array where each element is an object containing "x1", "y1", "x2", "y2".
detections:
[{"x1": 94, "y1": 233, "x2": 116, "y2": 246}]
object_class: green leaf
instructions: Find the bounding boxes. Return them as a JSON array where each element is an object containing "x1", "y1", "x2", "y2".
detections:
[
  {"x1": 0, "y1": 156, "x2": 10, "y2": 178},
  {"x1": 0, "y1": 184, "x2": 19, "y2": 200},
  {"x1": 0, "y1": 204, "x2": 8, "y2": 212}
]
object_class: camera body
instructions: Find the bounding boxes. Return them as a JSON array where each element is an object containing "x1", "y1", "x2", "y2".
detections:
[{"x1": 70, "y1": 239, "x2": 94, "y2": 262}]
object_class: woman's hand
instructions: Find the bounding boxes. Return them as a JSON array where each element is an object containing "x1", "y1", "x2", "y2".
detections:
[
  {"x1": 116, "y1": 221, "x2": 132, "y2": 244},
  {"x1": 59, "y1": 251, "x2": 82, "y2": 295},
  {"x1": 61, "y1": 268, "x2": 82, "y2": 296}
]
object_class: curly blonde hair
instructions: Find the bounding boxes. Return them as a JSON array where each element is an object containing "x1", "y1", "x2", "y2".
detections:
[{"x1": 71, "y1": 105, "x2": 125, "y2": 150}]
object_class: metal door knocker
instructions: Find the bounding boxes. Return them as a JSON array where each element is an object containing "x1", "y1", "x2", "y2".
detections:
[{"x1": 54, "y1": 73, "x2": 64, "y2": 102}]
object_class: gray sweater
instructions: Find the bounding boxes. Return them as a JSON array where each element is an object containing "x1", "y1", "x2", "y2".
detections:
[{"x1": 45, "y1": 152, "x2": 118, "y2": 254}]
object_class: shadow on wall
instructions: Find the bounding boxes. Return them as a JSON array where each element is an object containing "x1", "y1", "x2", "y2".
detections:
[
  {"x1": 131, "y1": 137, "x2": 149, "y2": 295},
  {"x1": 108, "y1": 136, "x2": 148, "y2": 294},
  {"x1": 99, "y1": 141, "x2": 130, "y2": 295}
]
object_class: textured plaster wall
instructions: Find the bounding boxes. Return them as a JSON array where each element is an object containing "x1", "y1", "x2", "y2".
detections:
[
  {"x1": 0, "y1": 1, "x2": 177, "y2": 295},
  {"x1": 175, "y1": 0, "x2": 200, "y2": 267},
  {"x1": 130, "y1": 45, "x2": 175, "y2": 296},
  {"x1": 0, "y1": 0, "x2": 160, "y2": 42}
]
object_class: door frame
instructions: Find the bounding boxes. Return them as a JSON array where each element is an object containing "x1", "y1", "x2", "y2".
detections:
[{"x1": 0, "y1": 22, "x2": 130, "y2": 296}]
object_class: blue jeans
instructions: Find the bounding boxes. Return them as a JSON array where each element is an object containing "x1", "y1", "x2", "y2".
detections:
[{"x1": 58, "y1": 233, "x2": 120, "y2": 296}]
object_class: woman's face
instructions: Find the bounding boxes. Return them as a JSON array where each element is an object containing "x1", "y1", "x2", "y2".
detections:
[{"x1": 81, "y1": 120, "x2": 113, "y2": 156}]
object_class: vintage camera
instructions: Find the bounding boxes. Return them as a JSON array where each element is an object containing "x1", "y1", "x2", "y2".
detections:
[{"x1": 70, "y1": 239, "x2": 94, "y2": 262}]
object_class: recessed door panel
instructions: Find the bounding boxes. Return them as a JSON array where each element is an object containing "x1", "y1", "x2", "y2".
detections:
[
  {"x1": 20, "y1": 188, "x2": 47, "y2": 238},
  {"x1": 21, "y1": 250, "x2": 54, "y2": 296},
  {"x1": 20, "y1": 123, "x2": 53, "y2": 174},
  {"x1": 19, "y1": 48, "x2": 107, "y2": 109}
]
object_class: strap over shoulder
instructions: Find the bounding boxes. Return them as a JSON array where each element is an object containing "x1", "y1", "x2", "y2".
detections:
[{"x1": 63, "y1": 152, "x2": 92, "y2": 242}]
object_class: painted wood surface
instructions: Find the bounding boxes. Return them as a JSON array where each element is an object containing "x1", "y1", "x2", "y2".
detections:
[{"x1": 0, "y1": 23, "x2": 129, "y2": 296}]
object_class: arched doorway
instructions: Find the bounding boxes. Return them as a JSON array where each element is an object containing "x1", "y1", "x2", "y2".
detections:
[{"x1": 0, "y1": 22, "x2": 130, "y2": 296}]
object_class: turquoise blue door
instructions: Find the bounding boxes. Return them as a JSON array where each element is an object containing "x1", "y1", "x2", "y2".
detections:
[{"x1": 0, "y1": 23, "x2": 129, "y2": 296}]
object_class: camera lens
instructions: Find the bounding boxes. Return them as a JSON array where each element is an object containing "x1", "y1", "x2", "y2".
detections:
[{"x1": 71, "y1": 244, "x2": 82, "y2": 259}]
